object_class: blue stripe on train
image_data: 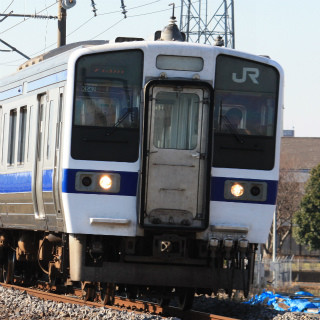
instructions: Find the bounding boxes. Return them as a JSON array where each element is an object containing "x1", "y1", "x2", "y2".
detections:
[
  {"x1": 211, "y1": 176, "x2": 278, "y2": 205},
  {"x1": 0, "y1": 169, "x2": 277, "y2": 204},
  {"x1": 0, "y1": 169, "x2": 137, "y2": 195},
  {"x1": 42, "y1": 169, "x2": 53, "y2": 191},
  {"x1": 0, "y1": 171, "x2": 32, "y2": 193},
  {"x1": 0, "y1": 170, "x2": 53, "y2": 193},
  {"x1": 61, "y1": 169, "x2": 138, "y2": 196}
]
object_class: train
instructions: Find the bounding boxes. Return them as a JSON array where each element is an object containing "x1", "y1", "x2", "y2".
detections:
[{"x1": 0, "y1": 16, "x2": 283, "y2": 308}]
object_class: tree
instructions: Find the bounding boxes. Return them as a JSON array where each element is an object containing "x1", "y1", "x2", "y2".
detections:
[
  {"x1": 293, "y1": 163, "x2": 320, "y2": 250},
  {"x1": 263, "y1": 156, "x2": 302, "y2": 256}
]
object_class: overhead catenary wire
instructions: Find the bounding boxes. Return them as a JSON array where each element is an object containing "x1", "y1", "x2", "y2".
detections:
[
  {"x1": 0, "y1": 0, "x2": 176, "y2": 68},
  {"x1": 2, "y1": 0, "x2": 15, "y2": 14},
  {"x1": 0, "y1": 13, "x2": 57, "y2": 19},
  {"x1": 91, "y1": 17, "x2": 124, "y2": 40},
  {"x1": 0, "y1": 1, "x2": 56, "y2": 35}
]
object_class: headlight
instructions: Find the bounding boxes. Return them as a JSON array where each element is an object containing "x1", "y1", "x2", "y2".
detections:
[
  {"x1": 99, "y1": 175, "x2": 112, "y2": 190},
  {"x1": 224, "y1": 180, "x2": 267, "y2": 201},
  {"x1": 82, "y1": 176, "x2": 92, "y2": 187},
  {"x1": 230, "y1": 183, "x2": 244, "y2": 197},
  {"x1": 75, "y1": 171, "x2": 121, "y2": 193}
]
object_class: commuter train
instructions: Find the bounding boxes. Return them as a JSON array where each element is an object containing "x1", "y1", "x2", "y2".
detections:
[{"x1": 0, "y1": 18, "x2": 283, "y2": 307}]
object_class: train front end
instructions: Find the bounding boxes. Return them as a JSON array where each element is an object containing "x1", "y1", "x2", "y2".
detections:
[{"x1": 62, "y1": 34, "x2": 283, "y2": 299}]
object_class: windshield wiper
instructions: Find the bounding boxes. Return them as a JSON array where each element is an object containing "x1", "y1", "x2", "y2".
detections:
[
  {"x1": 222, "y1": 115, "x2": 245, "y2": 144},
  {"x1": 105, "y1": 108, "x2": 132, "y2": 136}
]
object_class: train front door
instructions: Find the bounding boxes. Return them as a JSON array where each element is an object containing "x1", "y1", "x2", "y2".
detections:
[{"x1": 143, "y1": 85, "x2": 211, "y2": 229}]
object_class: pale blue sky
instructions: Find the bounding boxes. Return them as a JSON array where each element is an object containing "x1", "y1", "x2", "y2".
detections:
[{"x1": 0, "y1": 0, "x2": 319, "y2": 137}]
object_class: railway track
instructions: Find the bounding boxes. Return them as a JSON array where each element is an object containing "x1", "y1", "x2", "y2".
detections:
[{"x1": 0, "y1": 282, "x2": 239, "y2": 320}]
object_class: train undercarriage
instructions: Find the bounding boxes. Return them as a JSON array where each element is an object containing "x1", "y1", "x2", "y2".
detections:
[{"x1": 0, "y1": 229, "x2": 256, "y2": 309}]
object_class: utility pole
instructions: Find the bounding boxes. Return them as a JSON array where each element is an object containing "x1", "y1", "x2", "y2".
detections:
[{"x1": 57, "y1": 0, "x2": 67, "y2": 47}]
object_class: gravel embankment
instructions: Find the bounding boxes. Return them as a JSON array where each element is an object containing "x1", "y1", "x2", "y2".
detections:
[{"x1": 1, "y1": 285, "x2": 320, "y2": 319}]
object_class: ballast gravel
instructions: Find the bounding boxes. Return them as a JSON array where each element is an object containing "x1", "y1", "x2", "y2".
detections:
[
  {"x1": 0, "y1": 286, "x2": 177, "y2": 320},
  {"x1": 0, "y1": 285, "x2": 319, "y2": 319}
]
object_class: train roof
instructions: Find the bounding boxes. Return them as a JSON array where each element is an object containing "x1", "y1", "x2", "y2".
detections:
[
  {"x1": 0, "y1": 36, "x2": 283, "y2": 93},
  {"x1": 0, "y1": 40, "x2": 109, "y2": 88},
  {"x1": 18, "y1": 40, "x2": 109, "y2": 71}
]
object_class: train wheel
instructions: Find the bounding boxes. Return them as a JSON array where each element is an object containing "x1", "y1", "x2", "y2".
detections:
[
  {"x1": 177, "y1": 288, "x2": 194, "y2": 310},
  {"x1": 101, "y1": 283, "x2": 115, "y2": 305},
  {"x1": 82, "y1": 281, "x2": 96, "y2": 301},
  {"x1": 2, "y1": 249, "x2": 15, "y2": 284}
]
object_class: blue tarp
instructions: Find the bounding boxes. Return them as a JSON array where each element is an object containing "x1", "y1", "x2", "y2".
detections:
[{"x1": 244, "y1": 291, "x2": 320, "y2": 313}]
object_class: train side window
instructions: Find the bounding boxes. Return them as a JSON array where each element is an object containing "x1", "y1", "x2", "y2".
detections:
[
  {"x1": 7, "y1": 109, "x2": 17, "y2": 166},
  {"x1": 27, "y1": 106, "x2": 33, "y2": 162},
  {"x1": 56, "y1": 93, "x2": 63, "y2": 150},
  {"x1": 0, "y1": 106, "x2": 2, "y2": 165},
  {"x1": 1, "y1": 113, "x2": 7, "y2": 166},
  {"x1": 17, "y1": 106, "x2": 27, "y2": 165}
]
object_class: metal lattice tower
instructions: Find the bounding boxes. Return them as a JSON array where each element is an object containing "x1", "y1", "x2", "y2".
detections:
[{"x1": 179, "y1": 0, "x2": 235, "y2": 48}]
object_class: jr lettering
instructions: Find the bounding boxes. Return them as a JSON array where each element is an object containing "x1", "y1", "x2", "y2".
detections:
[{"x1": 232, "y1": 67, "x2": 260, "y2": 84}]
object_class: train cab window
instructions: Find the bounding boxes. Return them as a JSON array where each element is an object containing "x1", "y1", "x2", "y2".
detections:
[
  {"x1": 8, "y1": 109, "x2": 17, "y2": 166},
  {"x1": 17, "y1": 106, "x2": 27, "y2": 165},
  {"x1": 213, "y1": 55, "x2": 279, "y2": 170},
  {"x1": 72, "y1": 50, "x2": 143, "y2": 162}
]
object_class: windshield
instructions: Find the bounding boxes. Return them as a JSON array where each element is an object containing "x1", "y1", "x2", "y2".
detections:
[
  {"x1": 74, "y1": 82, "x2": 139, "y2": 130},
  {"x1": 71, "y1": 50, "x2": 143, "y2": 162},
  {"x1": 213, "y1": 55, "x2": 279, "y2": 170},
  {"x1": 214, "y1": 91, "x2": 276, "y2": 137}
]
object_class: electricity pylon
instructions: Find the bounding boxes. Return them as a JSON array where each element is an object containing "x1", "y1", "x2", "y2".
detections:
[{"x1": 179, "y1": 0, "x2": 235, "y2": 48}]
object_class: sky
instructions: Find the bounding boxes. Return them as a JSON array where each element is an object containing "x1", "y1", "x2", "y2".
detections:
[{"x1": 0, "y1": 0, "x2": 319, "y2": 137}]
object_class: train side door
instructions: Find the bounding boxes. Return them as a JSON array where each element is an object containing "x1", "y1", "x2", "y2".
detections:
[
  {"x1": 34, "y1": 92, "x2": 60, "y2": 228},
  {"x1": 142, "y1": 85, "x2": 211, "y2": 229},
  {"x1": 34, "y1": 94, "x2": 47, "y2": 220}
]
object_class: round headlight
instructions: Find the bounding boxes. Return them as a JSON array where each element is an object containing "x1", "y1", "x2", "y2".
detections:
[
  {"x1": 231, "y1": 183, "x2": 244, "y2": 197},
  {"x1": 99, "y1": 175, "x2": 112, "y2": 190},
  {"x1": 82, "y1": 176, "x2": 92, "y2": 187},
  {"x1": 250, "y1": 185, "x2": 261, "y2": 196}
]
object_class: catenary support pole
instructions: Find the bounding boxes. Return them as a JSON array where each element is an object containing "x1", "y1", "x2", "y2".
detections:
[{"x1": 58, "y1": 0, "x2": 67, "y2": 47}]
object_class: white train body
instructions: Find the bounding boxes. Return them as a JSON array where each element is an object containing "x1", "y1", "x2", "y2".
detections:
[{"x1": 0, "y1": 35, "x2": 283, "y2": 294}]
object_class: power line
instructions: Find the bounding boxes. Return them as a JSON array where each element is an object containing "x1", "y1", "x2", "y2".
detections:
[
  {"x1": 91, "y1": 17, "x2": 124, "y2": 40},
  {"x1": 0, "y1": 1, "x2": 56, "y2": 35},
  {"x1": 0, "y1": 38, "x2": 30, "y2": 59},
  {"x1": 98, "y1": 0, "x2": 162, "y2": 16},
  {"x1": 127, "y1": 7, "x2": 172, "y2": 18},
  {"x1": 2, "y1": 0, "x2": 15, "y2": 14},
  {"x1": 67, "y1": 16, "x2": 94, "y2": 37},
  {"x1": 0, "y1": 1, "x2": 172, "y2": 68},
  {"x1": 0, "y1": 12, "x2": 57, "y2": 19}
]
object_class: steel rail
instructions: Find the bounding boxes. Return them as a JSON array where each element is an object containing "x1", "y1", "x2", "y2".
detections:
[{"x1": 0, "y1": 282, "x2": 239, "y2": 320}]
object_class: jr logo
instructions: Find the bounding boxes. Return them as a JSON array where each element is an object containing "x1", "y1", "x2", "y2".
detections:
[{"x1": 232, "y1": 67, "x2": 260, "y2": 84}]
